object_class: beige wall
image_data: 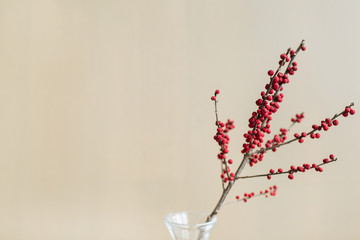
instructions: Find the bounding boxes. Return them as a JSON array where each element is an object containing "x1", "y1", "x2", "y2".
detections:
[{"x1": 0, "y1": 0, "x2": 359, "y2": 239}]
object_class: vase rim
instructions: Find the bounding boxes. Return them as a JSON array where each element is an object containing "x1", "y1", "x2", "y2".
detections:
[{"x1": 164, "y1": 210, "x2": 217, "y2": 228}]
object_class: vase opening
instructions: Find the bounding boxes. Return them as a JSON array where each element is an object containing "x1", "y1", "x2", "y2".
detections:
[{"x1": 165, "y1": 210, "x2": 217, "y2": 240}]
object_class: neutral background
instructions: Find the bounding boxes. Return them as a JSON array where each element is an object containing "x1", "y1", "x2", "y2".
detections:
[{"x1": 0, "y1": 0, "x2": 359, "y2": 239}]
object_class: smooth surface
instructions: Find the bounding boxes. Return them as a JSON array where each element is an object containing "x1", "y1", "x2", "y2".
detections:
[
  {"x1": 0, "y1": 0, "x2": 359, "y2": 239},
  {"x1": 165, "y1": 211, "x2": 217, "y2": 240}
]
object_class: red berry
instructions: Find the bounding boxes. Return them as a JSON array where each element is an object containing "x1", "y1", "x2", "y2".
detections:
[
  {"x1": 236, "y1": 195, "x2": 240, "y2": 200},
  {"x1": 268, "y1": 70, "x2": 274, "y2": 76},
  {"x1": 288, "y1": 174, "x2": 294, "y2": 180},
  {"x1": 298, "y1": 138, "x2": 304, "y2": 143},
  {"x1": 318, "y1": 167, "x2": 323, "y2": 172},
  {"x1": 211, "y1": 96, "x2": 216, "y2": 101},
  {"x1": 350, "y1": 109, "x2": 355, "y2": 115},
  {"x1": 215, "y1": 89, "x2": 220, "y2": 95},
  {"x1": 316, "y1": 133, "x2": 320, "y2": 138},
  {"x1": 270, "y1": 169, "x2": 275, "y2": 174},
  {"x1": 290, "y1": 165, "x2": 296, "y2": 170},
  {"x1": 329, "y1": 154, "x2": 334, "y2": 160},
  {"x1": 332, "y1": 120, "x2": 339, "y2": 126},
  {"x1": 278, "y1": 168, "x2": 283, "y2": 173},
  {"x1": 267, "y1": 175, "x2": 271, "y2": 180},
  {"x1": 256, "y1": 99, "x2": 263, "y2": 106},
  {"x1": 301, "y1": 132, "x2": 307, "y2": 138},
  {"x1": 244, "y1": 199, "x2": 247, "y2": 203},
  {"x1": 228, "y1": 159, "x2": 233, "y2": 164},
  {"x1": 323, "y1": 158, "x2": 329, "y2": 163},
  {"x1": 301, "y1": 45, "x2": 306, "y2": 51}
]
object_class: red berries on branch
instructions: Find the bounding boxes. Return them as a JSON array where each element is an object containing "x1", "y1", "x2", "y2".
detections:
[
  {"x1": 236, "y1": 155, "x2": 338, "y2": 181},
  {"x1": 212, "y1": 90, "x2": 236, "y2": 183},
  {"x1": 235, "y1": 185, "x2": 277, "y2": 202},
  {"x1": 206, "y1": 41, "x2": 355, "y2": 221},
  {"x1": 343, "y1": 106, "x2": 355, "y2": 117},
  {"x1": 291, "y1": 113, "x2": 304, "y2": 123},
  {"x1": 240, "y1": 45, "x2": 303, "y2": 155}
]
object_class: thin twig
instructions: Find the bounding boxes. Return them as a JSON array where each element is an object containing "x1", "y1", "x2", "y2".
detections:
[
  {"x1": 223, "y1": 187, "x2": 276, "y2": 206},
  {"x1": 236, "y1": 158, "x2": 337, "y2": 180},
  {"x1": 214, "y1": 97, "x2": 233, "y2": 188}
]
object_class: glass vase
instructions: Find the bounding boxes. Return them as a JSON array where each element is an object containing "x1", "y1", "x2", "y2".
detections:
[{"x1": 164, "y1": 210, "x2": 217, "y2": 240}]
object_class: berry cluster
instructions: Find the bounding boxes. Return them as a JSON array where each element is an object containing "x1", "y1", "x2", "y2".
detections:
[
  {"x1": 235, "y1": 185, "x2": 277, "y2": 203},
  {"x1": 291, "y1": 104, "x2": 356, "y2": 143},
  {"x1": 291, "y1": 113, "x2": 304, "y2": 123},
  {"x1": 241, "y1": 43, "x2": 305, "y2": 155},
  {"x1": 343, "y1": 106, "x2": 356, "y2": 117},
  {"x1": 249, "y1": 113, "x2": 304, "y2": 166},
  {"x1": 248, "y1": 128, "x2": 288, "y2": 167},
  {"x1": 211, "y1": 90, "x2": 236, "y2": 183}
]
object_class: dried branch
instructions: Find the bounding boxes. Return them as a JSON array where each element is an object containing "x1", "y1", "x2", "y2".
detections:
[
  {"x1": 206, "y1": 40, "x2": 307, "y2": 222},
  {"x1": 257, "y1": 103, "x2": 355, "y2": 154},
  {"x1": 236, "y1": 158, "x2": 337, "y2": 180},
  {"x1": 205, "y1": 40, "x2": 355, "y2": 225},
  {"x1": 223, "y1": 185, "x2": 277, "y2": 206}
]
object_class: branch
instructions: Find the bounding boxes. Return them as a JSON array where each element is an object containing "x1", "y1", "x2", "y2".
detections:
[
  {"x1": 212, "y1": 91, "x2": 236, "y2": 188},
  {"x1": 257, "y1": 103, "x2": 355, "y2": 154},
  {"x1": 207, "y1": 40, "x2": 306, "y2": 221},
  {"x1": 253, "y1": 112, "x2": 304, "y2": 165},
  {"x1": 236, "y1": 157, "x2": 338, "y2": 180},
  {"x1": 223, "y1": 185, "x2": 277, "y2": 206},
  {"x1": 242, "y1": 40, "x2": 305, "y2": 155}
]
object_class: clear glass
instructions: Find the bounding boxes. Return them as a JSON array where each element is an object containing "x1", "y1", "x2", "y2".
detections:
[{"x1": 164, "y1": 211, "x2": 217, "y2": 240}]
